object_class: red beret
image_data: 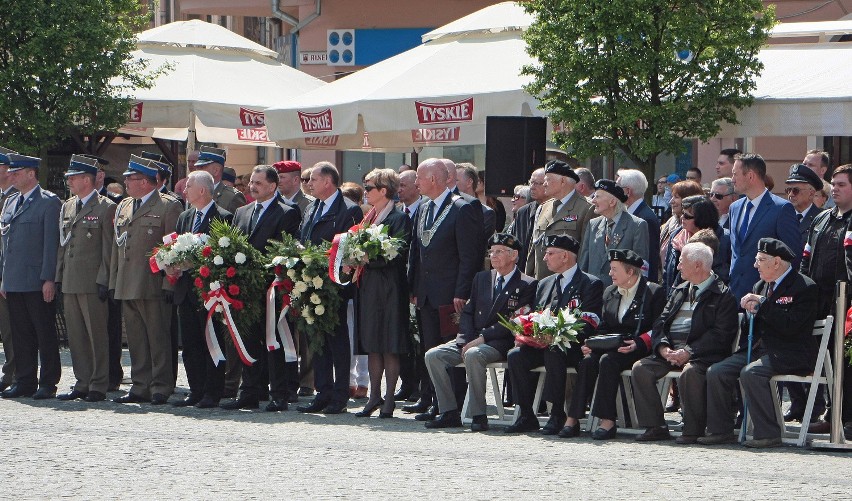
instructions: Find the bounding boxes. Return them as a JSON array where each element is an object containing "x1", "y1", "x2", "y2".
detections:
[{"x1": 273, "y1": 160, "x2": 302, "y2": 174}]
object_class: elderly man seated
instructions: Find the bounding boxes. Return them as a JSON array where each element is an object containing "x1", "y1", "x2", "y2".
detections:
[
  {"x1": 630, "y1": 242, "x2": 739, "y2": 443},
  {"x1": 698, "y1": 238, "x2": 818, "y2": 448},
  {"x1": 423, "y1": 233, "x2": 537, "y2": 431}
]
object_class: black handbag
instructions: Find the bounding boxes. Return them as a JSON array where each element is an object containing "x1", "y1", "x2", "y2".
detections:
[{"x1": 586, "y1": 286, "x2": 648, "y2": 352}]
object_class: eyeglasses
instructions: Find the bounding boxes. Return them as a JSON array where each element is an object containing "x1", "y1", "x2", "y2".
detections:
[
  {"x1": 364, "y1": 185, "x2": 377, "y2": 192},
  {"x1": 529, "y1": 181, "x2": 544, "y2": 186},
  {"x1": 754, "y1": 256, "x2": 771, "y2": 264},
  {"x1": 784, "y1": 187, "x2": 808, "y2": 195},
  {"x1": 682, "y1": 213, "x2": 695, "y2": 220},
  {"x1": 511, "y1": 195, "x2": 522, "y2": 201},
  {"x1": 710, "y1": 192, "x2": 733, "y2": 200},
  {"x1": 487, "y1": 249, "x2": 514, "y2": 256},
  {"x1": 301, "y1": 177, "x2": 310, "y2": 182}
]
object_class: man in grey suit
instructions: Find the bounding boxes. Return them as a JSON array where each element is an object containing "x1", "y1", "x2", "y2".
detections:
[
  {"x1": 274, "y1": 160, "x2": 313, "y2": 214},
  {"x1": 617, "y1": 169, "x2": 660, "y2": 282},
  {"x1": 579, "y1": 180, "x2": 650, "y2": 288},
  {"x1": 0, "y1": 147, "x2": 18, "y2": 392},
  {"x1": 0, "y1": 153, "x2": 62, "y2": 400}
]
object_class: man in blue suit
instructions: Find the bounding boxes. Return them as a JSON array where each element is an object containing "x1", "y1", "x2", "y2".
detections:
[{"x1": 728, "y1": 153, "x2": 801, "y2": 304}]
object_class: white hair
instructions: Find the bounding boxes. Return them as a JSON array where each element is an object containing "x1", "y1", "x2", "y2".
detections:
[
  {"x1": 681, "y1": 242, "x2": 713, "y2": 270},
  {"x1": 616, "y1": 168, "x2": 649, "y2": 196},
  {"x1": 188, "y1": 170, "x2": 215, "y2": 194},
  {"x1": 711, "y1": 177, "x2": 734, "y2": 193}
]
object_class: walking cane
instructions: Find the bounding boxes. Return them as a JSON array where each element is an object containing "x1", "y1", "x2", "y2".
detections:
[{"x1": 739, "y1": 304, "x2": 759, "y2": 443}]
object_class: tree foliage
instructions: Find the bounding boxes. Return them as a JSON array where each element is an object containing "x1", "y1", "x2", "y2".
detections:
[
  {"x1": 0, "y1": 0, "x2": 160, "y2": 154},
  {"x1": 522, "y1": 0, "x2": 775, "y2": 176}
]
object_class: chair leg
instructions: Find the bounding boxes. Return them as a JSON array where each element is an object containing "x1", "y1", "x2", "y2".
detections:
[
  {"x1": 622, "y1": 373, "x2": 639, "y2": 428},
  {"x1": 615, "y1": 384, "x2": 626, "y2": 428},
  {"x1": 768, "y1": 379, "x2": 788, "y2": 438},
  {"x1": 799, "y1": 379, "x2": 823, "y2": 447},
  {"x1": 489, "y1": 366, "x2": 505, "y2": 421},
  {"x1": 658, "y1": 378, "x2": 672, "y2": 408},
  {"x1": 531, "y1": 370, "x2": 546, "y2": 418}
]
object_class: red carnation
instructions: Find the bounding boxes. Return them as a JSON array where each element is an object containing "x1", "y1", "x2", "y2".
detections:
[
  {"x1": 226, "y1": 267, "x2": 236, "y2": 278},
  {"x1": 194, "y1": 277, "x2": 204, "y2": 288},
  {"x1": 229, "y1": 284, "x2": 240, "y2": 296},
  {"x1": 202, "y1": 246, "x2": 212, "y2": 257},
  {"x1": 232, "y1": 300, "x2": 244, "y2": 311},
  {"x1": 199, "y1": 266, "x2": 210, "y2": 278},
  {"x1": 274, "y1": 265, "x2": 283, "y2": 276}
]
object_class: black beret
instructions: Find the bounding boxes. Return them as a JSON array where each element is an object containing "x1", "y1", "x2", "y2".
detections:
[
  {"x1": 488, "y1": 232, "x2": 522, "y2": 252},
  {"x1": 785, "y1": 163, "x2": 823, "y2": 191},
  {"x1": 544, "y1": 234, "x2": 580, "y2": 254},
  {"x1": 757, "y1": 238, "x2": 796, "y2": 262},
  {"x1": 608, "y1": 248, "x2": 644, "y2": 268},
  {"x1": 594, "y1": 179, "x2": 628, "y2": 203},
  {"x1": 223, "y1": 167, "x2": 237, "y2": 183},
  {"x1": 544, "y1": 160, "x2": 580, "y2": 182}
]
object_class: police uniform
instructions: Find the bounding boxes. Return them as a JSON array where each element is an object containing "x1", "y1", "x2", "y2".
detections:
[
  {"x1": 110, "y1": 155, "x2": 182, "y2": 403},
  {"x1": 0, "y1": 147, "x2": 18, "y2": 390},
  {"x1": 56, "y1": 155, "x2": 116, "y2": 400},
  {"x1": 196, "y1": 147, "x2": 246, "y2": 214}
]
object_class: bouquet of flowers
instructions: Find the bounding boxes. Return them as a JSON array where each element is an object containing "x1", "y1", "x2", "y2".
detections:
[
  {"x1": 267, "y1": 233, "x2": 343, "y2": 354},
  {"x1": 499, "y1": 306, "x2": 590, "y2": 352},
  {"x1": 149, "y1": 232, "x2": 207, "y2": 284},
  {"x1": 192, "y1": 220, "x2": 267, "y2": 364},
  {"x1": 329, "y1": 223, "x2": 405, "y2": 284}
]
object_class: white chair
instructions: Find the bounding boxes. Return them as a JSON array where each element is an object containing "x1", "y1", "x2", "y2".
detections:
[{"x1": 457, "y1": 361, "x2": 514, "y2": 425}]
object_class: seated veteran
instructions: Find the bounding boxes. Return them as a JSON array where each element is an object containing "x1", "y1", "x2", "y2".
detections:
[
  {"x1": 630, "y1": 242, "x2": 739, "y2": 443},
  {"x1": 505, "y1": 235, "x2": 603, "y2": 434},
  {"x1": 561, "y1": 249, "x2": 665, "y2": 440},
  {"x1": 423, "y1": 233, "x2": 537, "y2": 431},
  {"x1": 698, "y1": 238, "x2": 818, "y2": 449}
]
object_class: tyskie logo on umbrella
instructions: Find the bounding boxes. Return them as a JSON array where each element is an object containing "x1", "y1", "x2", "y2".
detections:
[
  {"x1": 298, "y1": 109, "x2": 333, "y2": 133},
  {"x1": 239, "y1": 107, "x2": 266, "y2": 127},
  {"x1": 412, "y1": 127, "x2": 460, "y2": 144},
  {"x1": 304, "y1": 135, "x2": 339, "y2": 147},
  {"x1": 415, "y1": 98, "x2": 474, "y2": 125},
  {"x1": 237, "y1": 128, "x2": 269, "y2": 142},
  {"x1": 128, "y1": 102, "x2": 144, "y2": 123}
]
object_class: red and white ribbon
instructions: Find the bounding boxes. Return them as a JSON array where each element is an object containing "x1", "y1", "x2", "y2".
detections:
[
  {"x1": 328, "y1": 231, "x2": 352, "y2": 285},
  {"x1": 266, "y1": 280, "x2": 298, "y2": 362},
  {"x1": 163, "y1": 231, "x2": 178, "y2": 245},
  {"x1": 803, "y1": 243, "x2": 812, "y2": 258},
  {"x1": 844, "y1": 231, "x2": 852, "y2": 248},
  {"x1": 204, "y1": 289, "x2": 255, "y2": 366}
]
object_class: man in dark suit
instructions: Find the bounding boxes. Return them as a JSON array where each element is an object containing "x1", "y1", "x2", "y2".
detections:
[
  {"x1": 0, "y1": 147, "x2": 19, "y2": 392},
  {"x1": 710, "y1": 178, "x2": 735, "y2": 231},
  {"x1": 172, "y1": 171, "x2": 232, "y2": 409},
  {"x1": 784, "y1": 163, "x2": 824, "y2": 242},
  {"x1": 0, "y1": 153, "x2": 62, "y2": 400},
  {"x1": 423, "y1": 233, "x2": 537, "y2": 431},
  {"x1": 631, "y1": 242, "x2": 739, "y2": 443},
  {"x1": 297, "y1": 161, "x2": 363, "y2": 414},
  {"x1": 509, "y1": 168, "x2": 546, "y2": 273},
  {"x1": 699, "y1": 238, "x2": 818, "y2": 448},
  {"x1": 728, "y1": 153, "x2": 801, "y2": 302},
  {"x1": 442, "y1": 159, "x2": 489, "y2": 258},
  {"x1": 617, "y1": 169, "x2": 661, "y2": 282},
  {"x1": 403, "y1": 158, "x2": 481, "y2": 419},
  {"x1": 505, "y1": 235, "x2": 604, "y2": 434},
  {"x1": 221, "y1": 165, "x2": 301, "y2": 411}
]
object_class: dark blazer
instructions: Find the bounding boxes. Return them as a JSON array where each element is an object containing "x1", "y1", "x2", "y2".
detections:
[
  {"x1": 594, "y1": 278, "x2": 666, "y2": 357},
  {"x1": 509, "y1": 200, "x2": 537, "y2": 272},
  {"x1": 651, "y1": 274, "x2": 739, "y2": 364},
  {"x1": 235, "y1": 197, "x2": 301, "y2": 252},
  {"x1": 534, "y1": 268, "x2": 604, "y2": 343},
  {"x1": 456, "y1": 190, "x2": 491, "y2": 258},
  {"x1": 729, "y1": 191, "x2": 801, "y2": 300},
  {"x1": 749, "y1": 270, "x2": 819, "y2": 375},
  {"x1": 173, "y1": 203, "x2": 232, "y2": 305},
  {"x1": 457, "y1": 268, "x2": 537, "y2": 356},
  {"x1": 713, "y1": 226, "x2": 732, "y2": 284},
  {"x1": 409, "y1": 193, "x2": 481, "y2": 306},
  {"x1": 0, "y1": 186, "x2": 61, "y2": 292},
  {"x1": 632, "y1": 201, "x2": 661, "y2": 282},
  {"x1": 796, "y1": 204, "x2": 823, "y2": 242},
  {"x1": 299, "y1": 190, "x2": 362, "y2": 246}
]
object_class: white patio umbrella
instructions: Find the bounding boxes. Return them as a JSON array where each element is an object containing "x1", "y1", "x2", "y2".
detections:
[
  {"x1": 264, "y1": 1, "x2": 543, "y2": 150},
  {"x1": 117, "y1": 20, "x2": 324, "y2": 147}
]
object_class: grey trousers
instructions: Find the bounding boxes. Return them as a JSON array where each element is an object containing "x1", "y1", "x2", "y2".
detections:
[
  {"x1": 631, "y1": 356, "x2": 710, "y2": 435},
  {"x1": 707, "y1": 352, "x2": 781, "y2": 439},
  {"x1": 425, "y1": 341, "x2": 502, "y2": 417}
]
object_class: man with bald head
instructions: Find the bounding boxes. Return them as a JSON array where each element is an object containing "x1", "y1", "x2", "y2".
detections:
[
  {"x1": 404, "y1": 158, "x2": 481, "y2": 419},
  {"x1": 397, "y1": 169, "x2": 423, "y2": 218}
]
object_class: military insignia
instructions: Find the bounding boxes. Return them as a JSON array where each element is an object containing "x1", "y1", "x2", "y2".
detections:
[
  {"x1": 86, "y1": 232, "x2": 92, "y2": 239},
  {"x1": 562, "y1": 215, "x2": 578, "y2": 222},
  {"x1": 567, "y1": 298, "x2": 579, "y2": 309},
  {"x1": 84, "y1": 215, "x2": 99, "y2": 221},
  {"x1": 147, "y1": 228, "x2": 153, "y2": 234},
  {"x1": 776, "y1": 296, "x2": 793, "y2": 305},
  {"x1": 145, "y1": 214, "x2": 161, "y2": 218}
]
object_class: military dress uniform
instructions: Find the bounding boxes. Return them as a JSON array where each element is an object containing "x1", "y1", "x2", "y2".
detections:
[
  {"x1": 109, "y1": 156, "x2": 182, "y2": 402},
  {"x1": 56, "y1": 155, "x2": 116, "y2": 400},
  {"x1": 0, "y1": 147, "x2": 18, "y2": 389}
]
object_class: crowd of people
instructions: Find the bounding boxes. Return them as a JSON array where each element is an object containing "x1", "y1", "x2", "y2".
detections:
[{"x1": 0, "y1": 144, "x2": 850, "y2": 449}]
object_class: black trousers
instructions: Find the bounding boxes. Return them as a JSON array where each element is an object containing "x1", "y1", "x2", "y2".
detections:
[
  {"x1": 107, "y1": 297, "x2": 123, "y2": 387},
  {"x1": 507, "y1": 344, "x2": 582, "y2": 417},
  {"x1": 567, "y1": 350, "x2": 642, "y2": 422},
  {"x1": 238, "y1": 321, "x2": 296, "y2": 401},
  {"x1": 178, "y1": 301, "x2": 225, "y2": 399},
  {"x1": 7, "y1": 291, "x2": 60, "y2": 391},
  {"x1": 169, "y1": 304, "x2": 179, "y2": 387},
  {"x1": 313, "y1": 301, "x2": 352, "y2": 406},
  {"x1": 415, "y1": 302, "x2": 447, "y2": 405}
]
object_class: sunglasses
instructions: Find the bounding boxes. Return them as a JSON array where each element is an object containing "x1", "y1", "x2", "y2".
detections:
[
  {"x1": 682, "y1": 213, "x2": 695, "y2": 220},
  {"x1": 710, "y1": 192, "x2": 733, "y2": 200},
  {"x1": 301, "y1": 177, "x2": 310, "y2": 182},
  {"x1": 784, "y1": 186, "x2": 808, "y2": 195},
  {"x1": 364, "y1": 185, "x2": 378, "y2": 192},
  {"x1": 511, "y1": 195, "x2": 522, "y2": 201}
]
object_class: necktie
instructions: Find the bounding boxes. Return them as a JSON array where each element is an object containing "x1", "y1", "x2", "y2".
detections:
[
  {"x1": 305, "y1": 200, "x2": 324, "y2": 240},
  {"x1": 797, "y1": 213, "x2": 803, "y2": 223},
  {"x1": 249, "y1": 203, "x2": 261, "y2": 233},
  {"x1": 192, "y1": 210, "x2": 204, "y2": 233},
  {"x1": 738, "y1": 201, "x2": 753, "y2": 243},
  {"x1": 132, "y1": 198, "x2": 141, "y2": 214},
  {"x1": 605, "y1": 220, "x2": 615, "y2": 246},
  {"x1": 689, "y1": 285, "x2": 698, "y2": 304},
  {"x1": 404, "y1": 206, "x2": 410, "y2": 215},
  {"x1": 424, "y1": 201, "x2": 435, "y2": 229},
  {"x1": 15, "y1": 195, "x2": 24, "y2": 213},
  {"x1": 76, "y1": 199, "x2": 83, "y2": 213},
  {"x1": 552, "y1": 199, "x2": 562, "y2": 216},
  {"x1": 765, "y1": 281, "x2": 775, "y2": 299},
  {"x1": 494, "y1": 275, "x2": 504, "y2": 300},
  {"x1": 552, "y1": 273, "x2": 564, "y2": 308}
]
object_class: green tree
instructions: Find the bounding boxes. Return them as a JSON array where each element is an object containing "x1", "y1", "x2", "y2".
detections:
[
  {"x1": 0, "y1": 0, "x2": 160, "y2": 155},
  {"x1": 523, "y1": 0, "x2": 775, "y2": 181}
]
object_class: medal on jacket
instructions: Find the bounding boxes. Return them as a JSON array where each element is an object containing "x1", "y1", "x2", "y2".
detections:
[
  {"x1": 419, "y1": 196, "x2": 455, "y2": 247},
  {"x1": 114, "y1": 199, "x2": 131, "y2": 247}
]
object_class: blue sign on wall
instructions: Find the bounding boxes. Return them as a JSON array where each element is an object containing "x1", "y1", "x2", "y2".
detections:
[{"x1": 354, "y1": 28, "x2": 431, "y2": 66}]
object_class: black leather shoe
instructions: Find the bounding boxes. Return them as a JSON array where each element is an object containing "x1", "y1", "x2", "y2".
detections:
[
  {"x1": 172, "y1": 393, "x2": 202, "y2": 407},
  {"x1": 287, "y1": 392, "x2": 299, "y2": 404},
  {"x1": 355, "y1": 399, "x2": 384, "y2": 417},
  {"x1": 505, "y1": 415, "x2": 540, "y2": 433},
  {"x1": 323, "y1": 402, "x2": 348, "y2": 414},
  {"x1": 402, "y1": 399, "x2": 431, "y2": 414},
  {"x1": 266, "y1": 399, "x2": 288, "y2": 412},
  {"x1": 425, "y1": 410, "x2": 462, "y2": 429},
  {"x1": 783, "y1": 410, "x2": 803, "y2": 422},
  {"x1": 393, "y1": 385, "x2": 414, "y2": 402},
  {"x1": 1, "y1": 385, "x2": 35, "y2": 398},
  {"x1": 297, "y1": 387, "x2": 315, "y2": 397},
  {"x1": 407, "y1": 390, "x2": 421, "y2": 403},
  {"x1": 195, "y1": 396, "x2": 220, "y2": 409},
  {"x1": 84, "y1": 391, "x2": 106, "y2": 402},
  {"x1": 635, "y1": 426, "x2": 672, "y2": 442},
  {"x1": 57, "y1": 389, "x2": 88, "y2": 401},
  {"x1": 414, "y1": 405, "x2": 439, "y2": 421},
  {"x1": 0, "y1": 381, "x2": 9, "y2": 392},
  {"x1": 114, "y1": 393, "x2": 148, "y2": 404},
  {"x1": 151, "y1": 393, "x2": 169, "y2": 405},
  {"x1": 541, "y1": 414, "x2": 566, "y2": 435},
  {"x1": 558, "y1": 422, "x2": 581, "y2": 438},
  {"x1": 470, "y1": 415, "x2": 489, "y2": 432},
  {"x1": 591, "y1": 425, "x2": 617, "y2": 440},
  {"x1": 297, "y1": 399, "x2": 330, "y2": 413},
  {"x1": 33, "y1": 388, "x2": 57, "y2": 400},
  {"x1": 220, "y1": 395, "x2": 259, "y2": 410},
  {"x1": 107, "y1": 383, "x2": 121, "y2": 392}
]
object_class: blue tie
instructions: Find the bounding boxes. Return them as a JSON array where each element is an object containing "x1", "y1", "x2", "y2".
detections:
[
  {"x1": 738, "y1": 201, "x2": 753, "y2": 243},
  {"x1": 494, "y1": 275, "x2": 504, "y2": 301}
]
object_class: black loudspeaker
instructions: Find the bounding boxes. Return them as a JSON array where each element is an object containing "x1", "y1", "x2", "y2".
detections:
[{"x1": 485, "y1": 116, "x2": 547, "y2": 197}]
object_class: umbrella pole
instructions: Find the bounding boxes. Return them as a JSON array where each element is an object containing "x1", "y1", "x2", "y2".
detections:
[{"x1": 187, "y1": 110, "x2": 197, "y2": 152}]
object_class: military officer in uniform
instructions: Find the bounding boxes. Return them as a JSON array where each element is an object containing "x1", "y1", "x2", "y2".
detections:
[
  {"x1": 0, "y1": 147, "x2": 19, "y2": 392},
  {"x1": 55, "y1": 155, "x2": 116, "y2": 403},
  {"x1": 274, "y1": 160, "x2": 313, "y2": 214},
  {"x1": 526, "y1": 160, "x2": 594, "y2": 280},
  {"x1": 110, "y1": 155, "x2": 182, "y2": 405}
]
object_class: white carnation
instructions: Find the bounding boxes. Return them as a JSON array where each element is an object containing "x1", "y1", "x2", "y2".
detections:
[
  {"x1": 218, "y1": 236, "x2": 231, "y2": 248},
  {"x1": 294, "y1": 281, "x2": 308, "y2": 294},
  {"x1": 310, "y1": 293, "x2": 321, "y2": 305},
  {"x1": 314, "y1": 305, "x2": 325, "y2": 316},
  {"x1": 213, "y1": 255, "x2": 224, "y2": 266},
  {"x1": 234, "y1": 252, "x2": 246, "y2": 264},
  {"x1": 302, "y1": 255, "x2": 312, "y2": 265},
  {"x1": 301, "y1": 306, "x2": 311, "y2": 317},
  {"x1": 287, "y1": 269, "x2": 297, "y2": 279},
  {"x1": 210, "y1": 281, "x2": 221, "y2": 291},
  {"x1": 305, "y1": 315, "x2": 315, "y2": 325},
  {"x1": 311, "y1": 276, "x2": 323, "y2": 288}
]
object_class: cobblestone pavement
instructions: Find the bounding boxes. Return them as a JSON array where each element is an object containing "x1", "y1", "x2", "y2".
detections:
[{"x1": 2, "y1": 349, "x2": 851, "y2": 500}]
